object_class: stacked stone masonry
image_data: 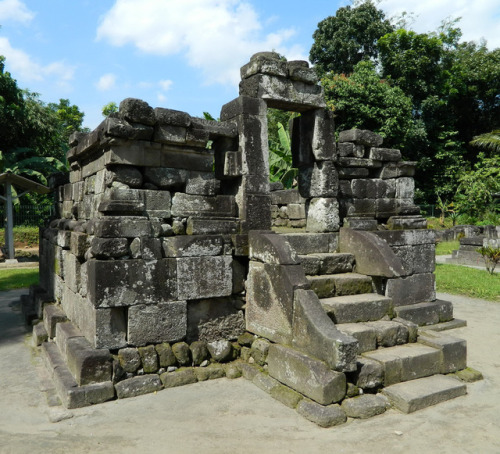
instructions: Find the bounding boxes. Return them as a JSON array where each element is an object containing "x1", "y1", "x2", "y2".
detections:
[{"x1": 26, "y1": 51, "x2": 473, "y2": 426}]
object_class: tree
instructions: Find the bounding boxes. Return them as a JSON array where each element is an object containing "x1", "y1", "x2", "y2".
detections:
[
  {"x1": 470, "y1": 130, "x2": 500, "y2": 154},
  {"x1": 321, "y1": 61, "x2": 419, "y2": 150},
  {"x1": 102, "y1": 101, "x2": 118, "y2": 117},
  {"x1": 310, "y1": 1, "x2": 394, "y2": 76}
]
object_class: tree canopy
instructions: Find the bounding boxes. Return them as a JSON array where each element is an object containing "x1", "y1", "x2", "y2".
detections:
[
  {"x1": 310, "y1": 1, "x2": 394, "y2": 76},
  {"x1": 311, "y1": 1, "x2": 500, "y2": 215}
]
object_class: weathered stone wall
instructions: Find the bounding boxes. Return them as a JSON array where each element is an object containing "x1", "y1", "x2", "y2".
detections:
[{"x1": 39, "y1": 99, "x2": 246, "y2": 350}]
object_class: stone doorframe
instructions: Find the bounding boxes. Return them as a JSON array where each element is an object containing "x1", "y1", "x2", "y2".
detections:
[{"x1": 214, "y1": 52, "x2": 340, "y2": 234}]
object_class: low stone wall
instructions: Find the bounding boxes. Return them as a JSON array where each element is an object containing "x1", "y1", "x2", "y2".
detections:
[{"x1": 434, "y1": 225, "x2": 499, "y2": 242}]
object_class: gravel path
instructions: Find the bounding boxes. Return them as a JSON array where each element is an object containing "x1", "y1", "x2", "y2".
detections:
[{"x1": 1, "y1": 289, "x2": 499, "y2": 454}]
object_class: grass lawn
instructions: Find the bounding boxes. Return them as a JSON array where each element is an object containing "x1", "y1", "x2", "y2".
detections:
[
  {"x1": 0, "y1": 268, "x2": 39, "y2": 291},
  {"x1": 435, "y1": 263, "x2": 500, "y2": 301},
  {"x1": 435, "y1": 240, "x2": 460, "y2": 255}
]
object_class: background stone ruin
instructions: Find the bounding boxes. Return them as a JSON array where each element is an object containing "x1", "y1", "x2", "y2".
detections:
[{"x1": 25, "y1": 52, "x2": 472, "y2": 426}]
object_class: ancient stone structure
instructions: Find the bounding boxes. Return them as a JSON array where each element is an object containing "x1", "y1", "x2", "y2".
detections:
[{"x1": 24, "y1": 52, "x2": 474, "y2": 426}]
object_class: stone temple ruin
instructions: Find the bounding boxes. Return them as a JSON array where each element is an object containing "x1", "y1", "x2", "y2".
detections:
[{"x1": 24, "y1": 52, "x2": 472, "y2": 426}]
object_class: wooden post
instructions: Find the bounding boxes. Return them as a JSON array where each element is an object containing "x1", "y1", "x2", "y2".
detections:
[{"x1": 5, "y1": 182, "x2": 15, "y2": 260}]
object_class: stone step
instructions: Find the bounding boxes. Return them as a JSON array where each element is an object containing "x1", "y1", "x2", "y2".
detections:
[
  {"x1": 337, "y1": 318, "x2": 417, "y2": 353},
  {"x1": 41, "y1": 342, "x2": 115, "y2": 409},
  {"x1": 382, "y1": 374, "x2": 467, "y2": 413},
  {"x1": 320, "y1": 293, "x2": 392, "y2": 324},
  {"x1": 298, "y1": 253, "x2": 355, "y2": 276},
  {"x1": 308, "y1": 273, "x2": 373, "y2": 299},
  {"x1": 278, "y1": 232, "x2": 338, "y2": 255},
  {"x1": 394, "y1": 300, "x2": 453, "y2": 326},
  {"x1": 362, "y1": 343, "x2": 441, "y2": 386}
]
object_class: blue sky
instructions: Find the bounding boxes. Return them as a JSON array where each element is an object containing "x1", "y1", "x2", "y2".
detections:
[{"x1": 1, "y1": 0, "x2": 499, "y2": 131}]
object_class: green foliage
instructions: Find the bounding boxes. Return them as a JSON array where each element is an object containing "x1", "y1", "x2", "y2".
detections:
[
  {"x1": 470, "y1": 129, "x2": 500, "y2": 154},
  {"x1": 435, "y1": 264, "x2": 500, "y2": 301},
  {"x1": 454, "y1": 153, "x2": 500, "y2": 217},
  {"x1": 321, "y1": 61, "x2": 417, "y2": 150},
  {"x1": 0, "y1": 269, "x2": 39, "y2": 291},
  {"x1": 310, "y1": 1, "x2": 394, "y2": 76},
  {"x1": 0, "y1": 226, "x2": 39, "y2": 246},
  {"x1": 435, "y1": 240, "x2": 459, "y2": 255},
  {"x1": 102, "y1": 101, "x2": 118, "y2": 117},
  {"x1": 477, "y1": 246, "x2": 500, "y2": 275},
  {"x1": 268, "y1": 122, "x2": 297, "y2": 188}
]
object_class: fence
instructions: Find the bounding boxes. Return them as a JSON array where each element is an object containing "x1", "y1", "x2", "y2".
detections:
[
  {"x1": 418, "y1": 205, "x2": 436, "y2": 217},
  {"x1": 0, "y1": 204, "x2": 54, "y2": 228}
]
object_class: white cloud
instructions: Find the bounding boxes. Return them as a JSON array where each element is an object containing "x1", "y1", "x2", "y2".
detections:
[
  {"x1": 380, "y1": 0, "x2": 500, "y2": 49},
  {"x1": 0, "y1": 37, "x2": 75, "y2": 88},
  {"x1": 96, "y1": 73, "x2": 117, "y2": 91},
  {"x1": 159, "y1": 79, "x2": 173, "y2": 91},
  {"x1": 0, "y1": 0, "x2": 34, "y2": 23},
  {"x1": 96, "y1": 0, "x2": 305, "y2": 86}
]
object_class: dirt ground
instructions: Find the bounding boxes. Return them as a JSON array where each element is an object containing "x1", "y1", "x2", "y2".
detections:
[{"x1": 1, "y1": 289, "x2": 499, "y2": 454}]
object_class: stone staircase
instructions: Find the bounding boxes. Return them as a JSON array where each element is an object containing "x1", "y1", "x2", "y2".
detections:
[{"x1": 280, "y1": 231, "x2": 468, "y2": 414}]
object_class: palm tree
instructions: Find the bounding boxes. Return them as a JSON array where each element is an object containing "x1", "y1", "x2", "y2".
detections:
[{"x1": 470, "y1": 129, "x2": 500, "y2": 153}]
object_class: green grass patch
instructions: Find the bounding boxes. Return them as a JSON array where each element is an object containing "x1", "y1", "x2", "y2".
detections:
[
  {"x1": 435, "y1": 263, "x2": 500, "y2": 301},
  {"x1": 0, "y1": 268, "x2": 39, "y2": 291},
  {"x1": 435, "y1": 240, "x2": 460, "y2": 255},
  {"x1": 0, "y1": 225, "x2": 39, "y2": 246}
]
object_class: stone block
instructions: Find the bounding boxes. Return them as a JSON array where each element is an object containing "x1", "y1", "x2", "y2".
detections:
[
  {"x1": 163, "y1": 235, "x2": 224, "y2": 257},
  {"x1": 177, "y1": 256, "x2": 232, "y2": 300},
  {"x1": 340, "y1": 198, "x2": 376, "y2": 218},
  {"x1": 154, "y1": 107, "x2": 191, "y2": 127},
  {"x1": 339, "y1": 228, "x2": 405, "y2": 277},
  {"x1": 107, "y1": 165, "x2": 143, "y2": 188},
  {"x1": 90, "y1": 238, "x2": 129, "y2": 259},
  {"x1": 207, "y1": 340, "x2": 233, "y2": 362},
  {"x1": 337, "y1": 323, "x2": 377, "y2": 353},
  {"x1": 172, "y1": 342, "x2": 191, "y2": 366},
  {"x1": 385, "y1": 273, "x2": 436, "y2": 307},
  {"x1": 87, "y1": 259, "x2": 178, "y2": 307},
  {"x1": 241, "y1": 54, "x2": 288, "y2": 79},
  {"x1": 392, "y1": 244, "x2": 435, "y2": 275},
  {"x1": 160, "y1": 146, "x2": 214, "y2": 172},
  {"x1": 252, "y1": 371, "x2": 280, "y2": 394},
  {"x1": 341, "y1": 394, "x2": 389, "y2": 419},
  {"x1": 160, "y1": 368, "x2": 198, "y2": 388},
  {"x1": 239, "y1": 74, "x2": 326, "y2": 111},
  {"x1": 190, "y1": 341, "x2": 209, "y2": 366},
  {"x1": 364, "y1": 321, "x2": 409, "y2": 347},
  {"x1": 338, "y1": 168, "x2": 369, "y2": 179},
  {"x1": 307, "y1": 109, "x2": 336, "y2": 161},
  {"x1": 374, "y1": 229, "x2": 435, "y2": 247},
  {"x1": 270, "y1": 383, "x2": 303, "y2": 409},
  {"x1": 186, "y1": 217, "x2": 239, "y2": 235},
  {"x1": 154, "y1": 124, "x2": 187, "y2": 144},
  {"x1": 43, "y1": 304, "x2": 67, "y2": 338},
  {"x1": 138, "y1": 345, "x2": 159, "y2": 373},
  {"x1": 418, "y1": 331, "x2": 466, "y2": 374},
  {"x1": 297, "y1": 400, "x2": 347, "y2": 427},
  {"x1": 143, "y1": 167, "x2": 186, "y2": 190},
  {"x1": 185, "y1": 171, "x2": 220, "y2": 196},
  {"x1": 186, "y1": 298, "x2": 245, "y2": 343},
  {"x1": 128, "y1": 301, "x2": 187, "y2": 346},
  {"x1": 279, "y1": 233, "x2": 338, "y2": 254},
  {"x1": 195, "y1": 363, "x2": 226, "y2": 381},
  {"x1": 220, "y1": 96, "x2": 266, "y2": 121},
  {"x1": 115, "y1": 375, "x2": 162, "y2": 399},
  {"x1": 369, "y1": 147, "x2": 401, "y2": 161},
  {"x1": 241, "y1": 194, "x2": 272, "y2": 231},
  {"x1": 299, "y1": 161, "x2": 338, "y2": 198},
  {"x1": 248, "y1": 231, "x2": 299, "y2": 265},
  {"x1": 119, "y1": 98, "x2": 156, "y2": 126},
  {"x1": 246, "y1": 261, "x2": 308, "y2": 344},
  {"x1": 94, "y1": 217, "x2": 157, "y2": 238},
  {"x1": 292, "y1": 289, "x2": 358, "y2": 372},
  {"x1": 306, "y1": 198, "x2": 340, "y2": 232},
  {"x1": 342, "y1": 217, "x2": 378, "y2": 230},
  {"x1": 65, "y1": 337, "x2": 113, "y2": 386},
  {"x1": 268, "y1": 344, "x2": 346, "y2": 405},
  {"x1": 351, "y1": 357, "x2": 384, "y2": 389},
  {"x1": 378, "y1": 162, "x2": 416, "y2": 179},
  {"x1": 363, "y1": 343, "x2": 440, "y2": 386},
  {"x1": 171, "y1": 193, "x2": 236, "y2": 218},
  {"x1": 287, "y1": 203, "x2": 306, "y2": 220},
  {"x1": 338, "y1": 129, "x2": 383, "y2": 147},
  {"x1": 321, "y1": 293, "x2": 390, "y2": 324},
  {"x1": 338, "y1": 142, "x2": 365, "y2": 158},
  {"x1": 270, "y1": 190, "x2": 307, "y2": 206},
  {"x1": 288, "y1": 60, "x2": 318, "y2": 84},
  {"x1": 118, "y1": 348, "x2": 141, "y2": 373},
  {"x1": 382, "y1": 374, "x2": 466, "y2": 413},
  {"x1": 396, "y1": 177, "x2": 415, "y2": 198}
]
